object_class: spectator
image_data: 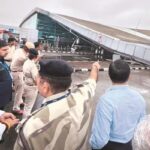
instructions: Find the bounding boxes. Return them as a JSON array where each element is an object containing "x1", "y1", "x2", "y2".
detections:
[
  {"x1": 11, "y1": 41, "x2": 35, "y2": 114},
  {"x1": 34, "y1": 42, "x2": 43, "y2": 54},
  {"x1": 34, "y1": 41, "x2": 44, "y2": 60},
  {"x1": 90, "y1": 59, "x2": 146, "y2": 150},
  {"x1": 4, "y1": 37, "x2": 16, "y2": 66},
  {"x1": 22, "y1": 49, "x2": 39, "y2": 118},
  {"x1": 14, "y1": 60, "x2": 100, "y2": 150},
  {"x1": 0, "y1": 39, "x2": 12, "y2": 109}
]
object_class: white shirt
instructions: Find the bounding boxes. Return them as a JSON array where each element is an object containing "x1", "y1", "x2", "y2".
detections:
[
  {"x1": 0, "y1": 110, "x2": 6, "y2": 141},
  {"x1": 11, "y1": 48, "x2": 28, "y2": 72}
]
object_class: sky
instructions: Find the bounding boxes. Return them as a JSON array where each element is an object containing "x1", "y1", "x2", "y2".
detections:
[{"x1": 0, "y1": 0, "x2": 150, "y2": 29}]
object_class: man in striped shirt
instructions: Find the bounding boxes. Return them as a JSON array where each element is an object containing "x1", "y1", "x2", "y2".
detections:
[{"x1": 14, "y1": 59, "x2": 100, "y2": 150}]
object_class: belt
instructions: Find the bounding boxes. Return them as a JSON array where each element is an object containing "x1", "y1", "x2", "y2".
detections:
[
  {"x1": 12, "y1": 71, "x2": 22, "y2": 72},
  {"x1": 25, "y1": 83, "x2": 35, "y2": 86},
  {"x1": 4, "y1": 59, "x2": 11, "y2": 62},
  {"x1": 26, "y1": 84, "x2": 34, "y2": 86}
]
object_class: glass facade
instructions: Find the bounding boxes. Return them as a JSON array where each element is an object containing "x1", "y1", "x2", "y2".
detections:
[
  {"x1": 37, "y1": 13, "x2": 75, "y2": 48},
  {"x1": 36, "y1": 13, "x2": 97, "y2": 51},
  {"x1": 21, "y1": 12, "x2": 113, "y2": 59},
  {"x1": 21, "y1": 14, "x2": 37, "y2": 29}
]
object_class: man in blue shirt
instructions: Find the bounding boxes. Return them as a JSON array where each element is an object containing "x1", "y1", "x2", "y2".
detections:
[
  {"x1": 90, "y1": 59, "x2": 146, "y2": 150},
  {"x1": 0, "y1": 39, "x2": 12, "y2": 110}
]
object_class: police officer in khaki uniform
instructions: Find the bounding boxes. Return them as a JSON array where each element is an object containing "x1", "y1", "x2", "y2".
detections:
[
  {"x1": 14, "y1": 59, "x2": 100, "y2": 150},
  {"x1": 11, "y1": 42, "x2": 35, "y2": 114},
  {"x1": 22, "y1": 49, "x2": 39, "y2": 118}
]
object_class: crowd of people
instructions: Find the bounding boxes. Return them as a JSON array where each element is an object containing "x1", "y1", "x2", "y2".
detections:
[{"x1": 0, "y1": 37, "x2": 149, "y2": 150}]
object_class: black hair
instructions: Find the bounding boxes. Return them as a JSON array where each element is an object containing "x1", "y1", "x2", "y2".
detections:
[
  {"x1": 28, "y1": 49, "x2": 38, "y2": 60},
  {"x1": 0, "y1": 39, "x2": 7, "y2": 48},
  {"x1": 34, "y1": 42, "x2": 41, "y2": 48},
  {"x1": 109, "y1": 59, "x2": 130, "y2": 83},
  {"x1": 8, "y1": 37, "x2": 16, "y2": 43},
  {"x1": 39, "y1": 74, "x2": 72, "y2": 94}
]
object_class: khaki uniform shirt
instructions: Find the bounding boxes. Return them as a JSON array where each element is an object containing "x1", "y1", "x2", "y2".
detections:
[
  {"x1": 14, "y1": 79, "x2": 96, "y2": 150},
  {"x1": 23, "y1": 59, "x2": 38, "y2": 86},
  {"x1": 11, "y1": 48, "x2": 28, "y2": 72}
]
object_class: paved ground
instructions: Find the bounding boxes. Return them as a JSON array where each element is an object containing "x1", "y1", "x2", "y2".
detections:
[{"x1": 0, "y1": 59, "x2": 150, "y2": 150}]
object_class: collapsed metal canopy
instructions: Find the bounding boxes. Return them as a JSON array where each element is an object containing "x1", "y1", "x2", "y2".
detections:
[{"x1": 20, "y1": 8, "x2": 150, "y2": 65}]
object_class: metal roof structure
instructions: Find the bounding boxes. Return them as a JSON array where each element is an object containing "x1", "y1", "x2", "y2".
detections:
[{"x1": 20, "y1": 8, "x2": 150, "y2": 65}]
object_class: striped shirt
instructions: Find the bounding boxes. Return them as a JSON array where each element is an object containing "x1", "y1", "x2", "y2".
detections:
[{"x1": 14, "y1": 79, "x2": 96, "y2": 150}]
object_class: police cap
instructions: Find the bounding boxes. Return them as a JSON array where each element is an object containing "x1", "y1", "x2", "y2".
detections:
[
  {"x1": 25, "y1": 41, "x2": 35, "y2": 49},
  {"x1": 39, "y1": 59, "x2": 73, "y2": 79}
]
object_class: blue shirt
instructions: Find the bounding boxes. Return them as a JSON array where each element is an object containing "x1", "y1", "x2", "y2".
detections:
[
  {"x1": 90, "y1": 85, "x2": 146, "y2": 149},
  {"x1": 0, "y1": 58, "x2": 12, "y2": 107}
]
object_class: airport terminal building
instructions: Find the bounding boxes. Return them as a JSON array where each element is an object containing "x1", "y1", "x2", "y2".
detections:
[
  {"x1": 20, "y1": 9, "x2": 96, "y2": 53},
  {"x1": 20, "y1": 8, "x2": 150, "y2": 64}
]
